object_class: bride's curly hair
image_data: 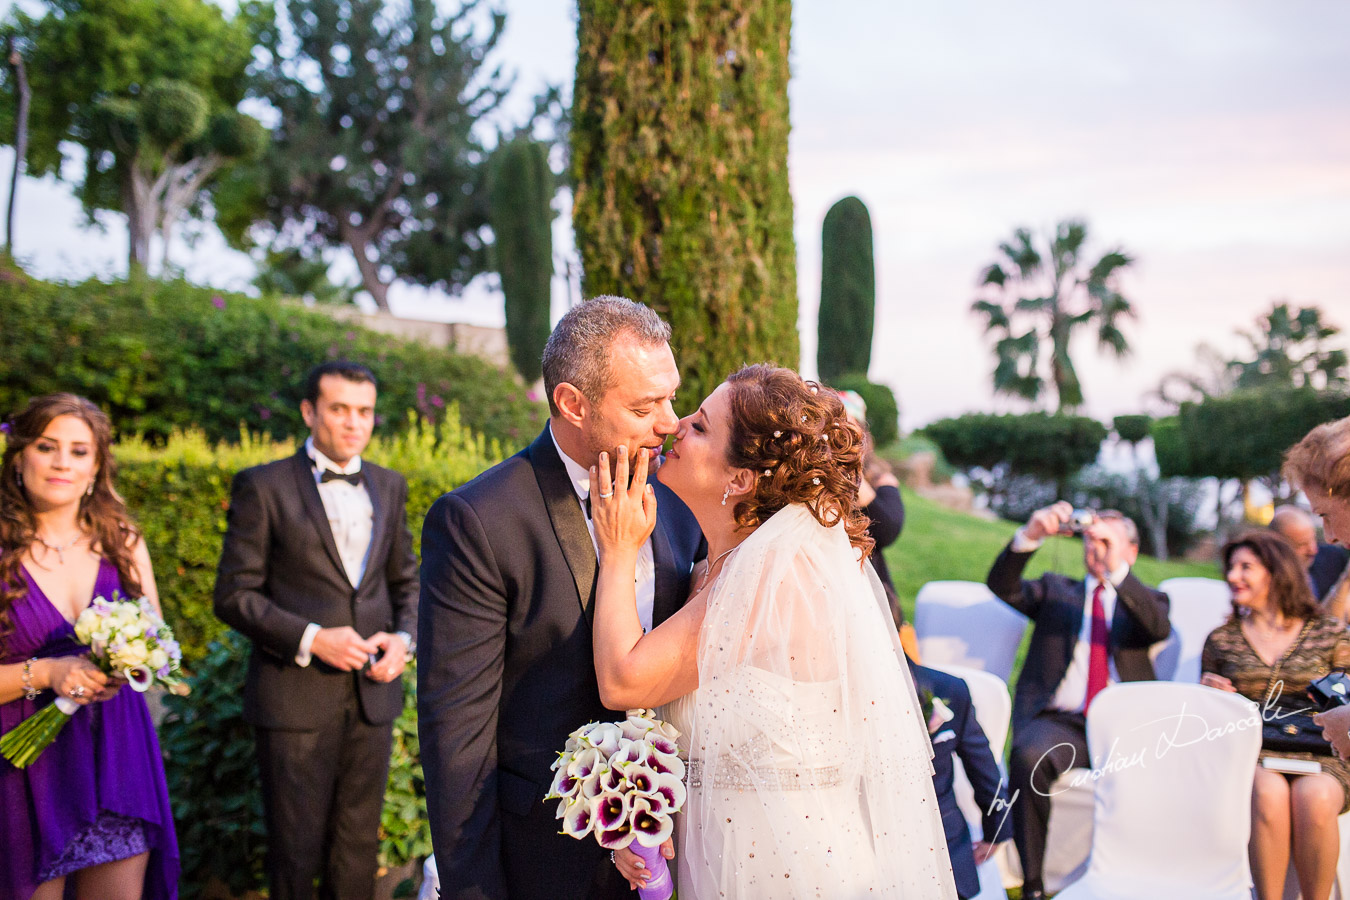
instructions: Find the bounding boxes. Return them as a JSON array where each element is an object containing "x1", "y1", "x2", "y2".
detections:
[
  {"x1": 724, "y1": 364, "x2": 874, "y2": 559},
  {"x1": 0, "y1": 394, "x2": 143, "y2": 651}
]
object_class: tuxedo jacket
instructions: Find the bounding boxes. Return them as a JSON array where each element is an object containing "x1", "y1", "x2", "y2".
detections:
[
  {"x1": 1312, "y1": 543, "x2": 1350, "y2": 602},
  {"x1": 418, "y1": 426, "x2": 703, "y2": 900},
  {"x1": 213, "y1": 449, "x2": 419, "y2": 729},
  {"x1": 913, "y1": 664, "x2": 1010, "y2": 900},
  {"x1": 986, "y1": 545, "x2": 1171, "y2": 730}
]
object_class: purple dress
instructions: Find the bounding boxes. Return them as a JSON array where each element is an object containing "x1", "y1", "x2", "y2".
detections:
[{"x1": 0, "y1": 560, "x2": 179, "y2": 900}]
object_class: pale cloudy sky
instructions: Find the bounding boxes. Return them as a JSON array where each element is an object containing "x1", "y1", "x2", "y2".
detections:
[{"x1": 4, "y1": 0, "x2": 1348, "y2": 427}]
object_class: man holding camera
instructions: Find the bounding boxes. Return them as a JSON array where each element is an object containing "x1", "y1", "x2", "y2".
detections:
[{"x1": 986, "y1": 502, "x2": 1171, "y2": 900}]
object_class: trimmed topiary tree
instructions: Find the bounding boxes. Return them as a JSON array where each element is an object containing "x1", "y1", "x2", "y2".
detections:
[
  {"x1": 488, "y1": 137, "x2": 555, "y2": 385},
  {"x1": 572, "y1": 0, "x2": 799, "y2": 411},
  {"x1": 817, "y1": 196, "x2": 875, "y2": 383}
]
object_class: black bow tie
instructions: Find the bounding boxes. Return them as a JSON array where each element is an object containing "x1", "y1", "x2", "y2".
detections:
[{"x1": 319, "y1": 468, "x2": 362, "y2": 486}]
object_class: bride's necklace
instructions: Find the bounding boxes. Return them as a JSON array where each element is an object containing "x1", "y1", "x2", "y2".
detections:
[
  {"x1": 696, "y1": 545, "x2": 740, "y2": 594},
  {"x1": 34, "y1": 531, "x2": 85, "y2": 566}
]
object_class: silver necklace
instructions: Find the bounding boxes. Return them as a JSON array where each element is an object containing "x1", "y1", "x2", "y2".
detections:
[
  {"x1": 697, "y1": 545, "x2": 741, "y2": 594},
  {"x1": 35, "y1": 532, "x2": 83, "y2": 565}
]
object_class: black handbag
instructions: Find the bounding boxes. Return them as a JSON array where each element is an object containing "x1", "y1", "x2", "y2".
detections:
[{"x1": 1260, "y1": 621, "x2": 1335, "y2": 757}]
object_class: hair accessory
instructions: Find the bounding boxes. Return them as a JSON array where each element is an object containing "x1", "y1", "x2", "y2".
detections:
[
  {"x1": 800, "y1": 415, "x2": 807, "y2": 423},
  {"x1": 773, "y1": 431, "x2": 782, "y2": 438},
  {"x1": 812, "y1": 477, "x2": 821, "y2": 485},
  {"x1": 809, "y1": 385, "x2": 819, "y2": 394},
  {"x1": 762, "y1": 469, "x2": 771, "y2": 477}
]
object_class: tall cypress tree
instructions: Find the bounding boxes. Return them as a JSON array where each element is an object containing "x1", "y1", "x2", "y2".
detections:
[
  {"x1": 817, "y1": 196, "x2": 875, "y2": 382},
  {"x1": 488, "y1": 137, "x2": 555, "y2": 384},
  {"x1": 572, "y1": 0, "x2": 798, "y2": 411}
]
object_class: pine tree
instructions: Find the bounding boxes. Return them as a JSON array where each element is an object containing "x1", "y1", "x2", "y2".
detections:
[
  {"x1": 572, "y1": 0, "x2": 798, "y2": 410},
  {"x1": 488, "y1": 138, "x2": 555, "y2": 384},
  {"x1": 817, "y1": 196, "x2": 875, "y2": 382}
]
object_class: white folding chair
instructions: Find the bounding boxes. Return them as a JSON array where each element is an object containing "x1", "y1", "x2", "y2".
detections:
[
  {"x1": 419, "y1": 855, "x2": 439, "y2": 900},
  {"x1": 932, "y1": 663, "x2": 1012, "y2": 900},
  {"x1": 1153, "y1": 577, "x2": 1232, "y2": 684},
  {"x1": 915, "y1": 581, "x2": 1029, "y2": 682},
  {"x1": 1053, "y1": 682, "x2": 1260, "y2": 900}
]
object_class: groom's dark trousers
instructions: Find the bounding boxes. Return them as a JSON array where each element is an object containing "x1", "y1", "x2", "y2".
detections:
[{"x1": 418, "y1": 426, "x2": 703, "y2": 900}]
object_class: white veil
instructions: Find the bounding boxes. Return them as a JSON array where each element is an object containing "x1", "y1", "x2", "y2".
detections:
[{"x1": 677, "y1": 504, "x2": 957, "y2": 898}]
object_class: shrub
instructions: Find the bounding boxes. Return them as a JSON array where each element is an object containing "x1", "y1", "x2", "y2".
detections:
[
  {"x1": 920, "y1": 412, "x2": 1107, "y2": 484},
  {"x1": 817, "y1": 197, "x2": 875, "y2": 383},
  {"x1": 0, "y1": 273, "x2": 546, "y2": 449},
  {"x1": 1112, "y1": 414, "x2": 1152, "y2": 445},
  {"x1": 829, "y1": 374, "x2": 900, "y2": 448},
  {"x1": 1155, "y1": 387, "x2": 1350, "y2": 484},
  {"x1": 572, "y1": 0, "x2": 799, "y2": 413}
]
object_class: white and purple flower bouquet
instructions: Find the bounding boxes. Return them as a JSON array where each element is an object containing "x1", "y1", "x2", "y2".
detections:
[
  {"x1": 546, "y1": 709, "x2": 687, "y2": 900},
  {"x1": 1, "y1": 595, "x2": 186, "y2": 768}
]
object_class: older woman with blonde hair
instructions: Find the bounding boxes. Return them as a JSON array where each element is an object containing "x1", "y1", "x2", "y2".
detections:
[{"x1": 1289, "y1": 416, "x2": 1350, "y2": 765}]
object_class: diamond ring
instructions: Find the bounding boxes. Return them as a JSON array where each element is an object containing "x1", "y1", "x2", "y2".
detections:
[
  {"x1": 70, "y1": 685, "x2": 86, "y2": 698},
  {"x1": 598, "y1": 491, "x2": 614, "y2": 499}
]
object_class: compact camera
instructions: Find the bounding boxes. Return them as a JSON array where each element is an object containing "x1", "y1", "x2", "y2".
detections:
[{"x1": 1058, "y1": 508, "x2": 1097, "y2": 536}]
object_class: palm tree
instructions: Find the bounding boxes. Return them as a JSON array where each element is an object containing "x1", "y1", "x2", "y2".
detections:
[{"x1": 971, "y1": 219, "x2": 1135, "y2": 412}]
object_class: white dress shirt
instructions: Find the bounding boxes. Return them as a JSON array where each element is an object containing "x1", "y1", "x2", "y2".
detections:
[
  {"x1": 295, "y1": 437, "x2": 375, "y2": 666},
  {"x1": 1012, "y1": 527, "x2": 1129, "y2": 714},
  {"x1": 551, "y1": 430, "x2": 656, "y2": 633}
]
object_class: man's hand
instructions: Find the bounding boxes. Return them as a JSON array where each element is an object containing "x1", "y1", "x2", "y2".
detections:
[
  {"x1": 1314, "y1": 705, "x2": 1350, "y2": 759},
  {"x1": 1024, "y1": 501, "x2": 1075, "y2": 542},
  {"x1": 365, "y1": 632, "x2": 410, "y2": 682},
  {"x1": 1200, "y1": 672, "x2": 1236, "y2": 692},
  {"x1": 972, "y1": 840, "x2": 1003, "y2": 865},
  {"x1": 613, "y1": 838, "x2": 675, "y2": 890},
  {"x1": 310, "y1": 626, "x2": 379, "y2": 671},
  {"x1": 1084, "y1": 517, "x2": 1131, "y2": 580}
]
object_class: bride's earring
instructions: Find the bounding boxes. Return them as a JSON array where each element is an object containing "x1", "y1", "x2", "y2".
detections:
[{"x1": 721, "y1": 486, "x2": 731, "y2": 506}]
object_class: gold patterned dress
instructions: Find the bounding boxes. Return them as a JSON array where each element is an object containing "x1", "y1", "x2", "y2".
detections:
[{"x1": 1201, "y1": 614, "x2": 1350, "y2": 813}]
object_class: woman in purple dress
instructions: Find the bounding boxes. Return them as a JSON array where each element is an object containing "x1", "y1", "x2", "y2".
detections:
[{"x1": 0, "y1": 394, "x2": 178, "y2": 900}]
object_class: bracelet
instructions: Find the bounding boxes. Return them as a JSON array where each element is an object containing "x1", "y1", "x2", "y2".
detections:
[{"x1": 20, "y1": 658, "x2": 39, "y2": 701}]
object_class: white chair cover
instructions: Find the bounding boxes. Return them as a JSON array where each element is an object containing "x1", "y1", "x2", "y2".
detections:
[
  {"x1": 932, "y1": 663, "x2": 1012, "y2": 900},
  {"x1": 915, "y1": 581, "x2": 1029, "y2": 682},
  {"x1": 1153, "y1": 577, "x2": 1232, "y2": 684},
  {"x1": 1053, "y1": 682, "x2": 1260, "y2": 900},
  {"x1": 418, "y1": 855, "x2": 439, "y2": 900}
]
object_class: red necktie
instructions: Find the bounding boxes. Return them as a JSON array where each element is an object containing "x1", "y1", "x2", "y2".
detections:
[{"x1": 1085, "y1": 583, "x2": 1110, "y2": 713}]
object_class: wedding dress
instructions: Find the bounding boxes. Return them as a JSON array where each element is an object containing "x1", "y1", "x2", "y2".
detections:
[{"x1": 663, "y1": 504, "x2": 956, "y2": 899}]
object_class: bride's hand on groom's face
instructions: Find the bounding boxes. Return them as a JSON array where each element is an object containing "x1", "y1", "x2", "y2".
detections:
[{"x1": 591, "y1": 444, "x2": 658, "y2": 561}]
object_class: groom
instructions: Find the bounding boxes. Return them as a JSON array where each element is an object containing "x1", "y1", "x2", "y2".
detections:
[{"x1": 418, "y1": 296, "x2": 704, "y2": 900}]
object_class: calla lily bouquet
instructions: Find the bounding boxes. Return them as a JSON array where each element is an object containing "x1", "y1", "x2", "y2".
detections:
[
  {"x1": 546, "y1": 709, "x2": 686, "y2": 900},
  {"x1": 1, "y1": 595, "x2": 186, "y2": 769}
]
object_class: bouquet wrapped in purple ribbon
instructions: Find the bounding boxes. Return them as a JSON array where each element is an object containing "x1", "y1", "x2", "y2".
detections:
[
  {"x1": 546, "y1": 708, "x2": 687, "y2": 900},
  {"x1": 1, "y1": 595, "x2": 186, "y2": 768}
]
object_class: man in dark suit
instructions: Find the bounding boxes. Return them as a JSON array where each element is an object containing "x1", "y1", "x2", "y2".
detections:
[
  {"x1": 1271, "y1": 505, "x2": 1350, "y2": 602},
  {"x1": 911, "y1": 663, "x2": 1011, "y2": 900},
  {"x1": 986, "y1": 502, "x2": 1170, "y2": 900},
  {"x1": 215, "y1": 361, "x2": 419, "y2": 900},
  {"x1": 418, "y1": 297, "x2": 703, "y2": 900}
]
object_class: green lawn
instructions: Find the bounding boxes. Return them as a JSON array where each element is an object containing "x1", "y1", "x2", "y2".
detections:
[{"x1": 883, "y1": 487, "x2": 1221, "y2": 680}]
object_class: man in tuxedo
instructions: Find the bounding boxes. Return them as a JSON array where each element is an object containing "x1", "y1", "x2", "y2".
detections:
[
  {"x1": 911, "y1": 663, "x2": 1011, "y2": 900},
  {"x1": 1271, "y1": 505, "x2": 1350, "y2": 602},
  {"x1": 986, "y1": 502, "x2": 1170, "y2": 900},
  {"x1": 214, "y1": 361, "x2": 419, "y2": 900},
  {"x1": 418, "y1": 297, "x2": 703, "y2": 900}
]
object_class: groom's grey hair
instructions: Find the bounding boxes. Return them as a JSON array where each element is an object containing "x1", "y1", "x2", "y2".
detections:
[{"x1": 542, "y1": 296, "x2": 672, "y2": 416}]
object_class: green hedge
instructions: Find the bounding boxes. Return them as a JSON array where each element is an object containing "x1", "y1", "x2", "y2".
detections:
[
  {"x1": 920, "y1": 411, "x2": 1108, "y2": 483},
  {"x1": 119, "y1": 414, "x2": 504, "y2": 898},
  {"x1": 0, "y1": 270, "x2": 546, "y2": 449}
]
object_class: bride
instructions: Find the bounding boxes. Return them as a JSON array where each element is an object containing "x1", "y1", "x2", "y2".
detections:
[{"x1": 589, "y1": 364, "x2": 956, "y2": 899}]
